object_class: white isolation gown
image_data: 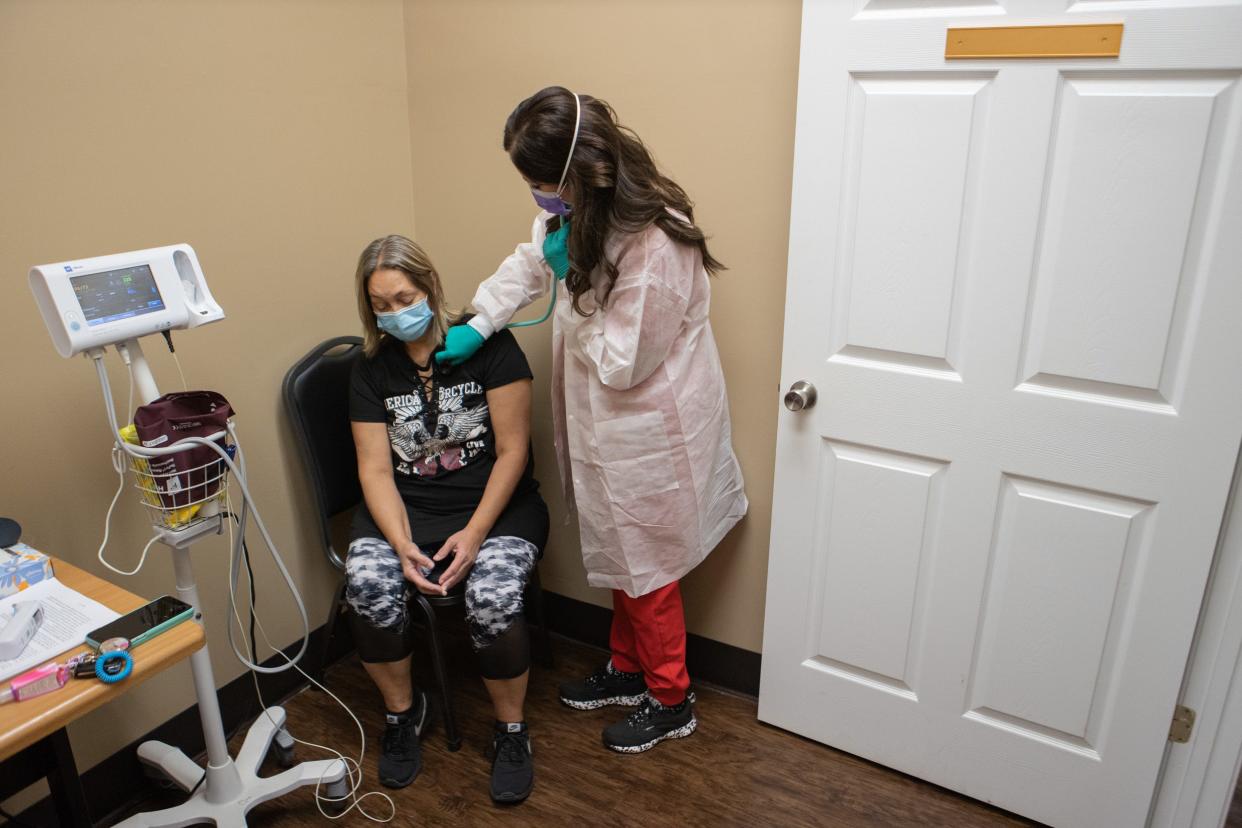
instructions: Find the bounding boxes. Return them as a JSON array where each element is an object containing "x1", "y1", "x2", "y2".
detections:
[{"x1": 469, "y1": 211, "x2": 748, "y2": 598}]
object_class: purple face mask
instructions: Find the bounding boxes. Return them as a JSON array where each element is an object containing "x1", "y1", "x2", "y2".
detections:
[
  {"x1": 531, "y1": 187, "x2": 572, "y2": 215},
  {"x1": 529, "y1": 91, "x2": 581, "y2": 216}
]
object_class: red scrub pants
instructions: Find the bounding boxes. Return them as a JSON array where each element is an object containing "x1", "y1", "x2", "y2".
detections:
[{"x1": 609, "y1": 581, "x2": 691, "y2": 706}]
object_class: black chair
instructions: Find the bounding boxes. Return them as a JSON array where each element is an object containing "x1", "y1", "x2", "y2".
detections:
[{"x1": 282, "y1": 336, "x2": 552, "y2": 753}]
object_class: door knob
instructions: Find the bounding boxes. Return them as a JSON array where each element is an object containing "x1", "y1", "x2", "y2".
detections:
[{"x1": 784, "y1": 381, "x2": 817, "y2": 412}]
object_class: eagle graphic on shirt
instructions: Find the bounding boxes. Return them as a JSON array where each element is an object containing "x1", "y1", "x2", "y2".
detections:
[{"x1": 386, "y1": 382, "x2": 489, "y2": 477}]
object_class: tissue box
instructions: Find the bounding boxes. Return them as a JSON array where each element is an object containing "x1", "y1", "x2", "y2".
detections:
[{"x1": 1, "y1": 543, "x2": 55, "y2": 599}]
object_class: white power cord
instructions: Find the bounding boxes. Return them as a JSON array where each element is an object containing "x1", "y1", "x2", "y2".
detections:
[
  {"x1": 96, "y1": 446, "x2": 131, "y2": 576},
  {"x1": 90, "y1": 349, "x2": 396, "y2": 822},
  {"x1": 225, "y1": 498, "x2": 395, "y2": 823},
  {"x1": 171, "y1": 350, "x2": 188, "y2": 392},
  {"x1": 99, "y1": 522, "x2": 160, "y2": 578},
  {"x1": 97, "y1": 345, "x2": 140, "y2": 576},
  {"x1": 125, "y1": 354, "x2": 135, "y2": 423}
]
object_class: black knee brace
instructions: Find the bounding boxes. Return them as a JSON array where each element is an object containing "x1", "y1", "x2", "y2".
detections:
[
  {"x1": 347, "y1": 608, "x2": 413, "y2": 664},
  {"x1": 475, "y1": 619, "x2": 530, "y2": 680}
]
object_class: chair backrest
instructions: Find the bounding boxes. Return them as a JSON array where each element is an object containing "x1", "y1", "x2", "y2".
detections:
[{"x1": 282, "y1": 336, "x2": 365, "y2": 571}]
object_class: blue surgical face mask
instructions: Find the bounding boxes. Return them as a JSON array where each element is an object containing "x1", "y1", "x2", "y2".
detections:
[
  {"x1": 529, "y1": 91, "x2": 582, "y2": 216},
  {"x1": 376, "y1": 298, "x2": 433, "y2": 342}
]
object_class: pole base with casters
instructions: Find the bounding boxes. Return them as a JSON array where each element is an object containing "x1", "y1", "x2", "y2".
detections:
[
  {"x1": 116, "y1": 543, "x2": 346, "y2": 826},
  {"x1": 121, "y1": 706, "x2": 348, "y2": 827}
]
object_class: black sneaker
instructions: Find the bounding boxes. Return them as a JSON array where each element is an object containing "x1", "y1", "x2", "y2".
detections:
[
  {"x1": 602, "y1": 695, "x2": 697, "y2": 754},
  {"x1": 489, "y1": 722, "x2": 534, "y2": 803},
  {"x1": 559, "y1": 660, "x2": 648, "y2": 710},
  {"x1": 378, "y1": 691, "x2": 427, "y2": 788}
]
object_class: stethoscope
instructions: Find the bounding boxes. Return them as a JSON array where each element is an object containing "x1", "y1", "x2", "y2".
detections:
[{"x1": 506, "y1": 279, "x2": 558, "y2": 329}]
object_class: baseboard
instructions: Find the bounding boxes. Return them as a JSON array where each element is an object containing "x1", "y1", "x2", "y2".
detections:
[
  {"x1": 13, "y1": 590, "x2": 758, "y2": 825},
  {"x1": 541, "y1": 591, "x2": 762, "y2": 697}
]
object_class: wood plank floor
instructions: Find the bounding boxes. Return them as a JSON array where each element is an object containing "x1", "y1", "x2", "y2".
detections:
[
  {"x1": 121, "y1": 629, "x2": 1039, "y2": 827},
  {"x1": 1227, "y1": 779, "x2": 1242, "y2": 827}
]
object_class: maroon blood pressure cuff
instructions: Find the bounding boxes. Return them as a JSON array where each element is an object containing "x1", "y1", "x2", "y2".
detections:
[{"x1": 133, "y1": 391, "x2": 235, "y2": 510}]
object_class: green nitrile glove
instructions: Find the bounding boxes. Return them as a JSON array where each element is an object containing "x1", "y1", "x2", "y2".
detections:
[
  {"x1": 435, "y1": 323, "x2": 485, "y2": 366},
  {"x1": 542, "y1": 219, "x2": 571, "y2": 281}
]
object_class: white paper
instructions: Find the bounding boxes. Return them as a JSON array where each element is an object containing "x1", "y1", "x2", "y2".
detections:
[{"x1": 0, "y1": 578, "x2": 120, "y2": 682}]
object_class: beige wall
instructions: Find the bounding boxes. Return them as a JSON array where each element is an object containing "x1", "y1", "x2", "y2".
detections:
[
  {"x1": 404, "y1": 0, "x2": 802, "y2": 652},
  {"x1": 0, "y1": 0, "x2": 800, "y2": 809},
  {"x1": 0, "y1": 0, "x2": 415, "y2": 805}
]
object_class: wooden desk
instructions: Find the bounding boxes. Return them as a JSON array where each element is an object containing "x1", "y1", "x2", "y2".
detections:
[{"x1": 0, "y1": 558, "x2": 205, "y2": 824}]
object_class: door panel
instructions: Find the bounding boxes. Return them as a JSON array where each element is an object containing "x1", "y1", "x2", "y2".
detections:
[
  {"x1": 1020, "y1": 73, "x2": 1238, "y2": 405},
  {"x1": 966, "y1": 476, "x2": 1150, "y2": 754},
  {"x1": 833, "y1": 74, "x2": 992, "y2": 371},
  {"x1": 808, "y1": 442, "x2": 947, "y2": 696}
]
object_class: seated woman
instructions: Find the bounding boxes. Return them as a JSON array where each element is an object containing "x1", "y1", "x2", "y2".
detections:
[{"x1": 346, "y1": 234, "x2": 549, "y2": 803}]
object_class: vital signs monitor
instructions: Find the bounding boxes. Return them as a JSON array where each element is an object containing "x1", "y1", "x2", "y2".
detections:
[{"x1": 30, "y1": 244, "x2": 224, "y2": 358}]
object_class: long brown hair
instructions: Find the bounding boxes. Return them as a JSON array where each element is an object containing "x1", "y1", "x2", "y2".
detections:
[
  {"x1": 354, "y1": 235, "x2": 455, "y2": 358},
  {"x1": 503, "y1": 86, "x2": 725, "y2": 316}
]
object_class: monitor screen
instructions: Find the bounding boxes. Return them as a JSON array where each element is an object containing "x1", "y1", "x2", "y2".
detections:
[{"x1": 72, "y1": 265, "x2": 165, "y2": 326}]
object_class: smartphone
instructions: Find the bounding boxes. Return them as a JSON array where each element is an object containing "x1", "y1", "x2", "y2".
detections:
[{"x1": 85, "y1": 595, "x2": 196, "y2": 651}]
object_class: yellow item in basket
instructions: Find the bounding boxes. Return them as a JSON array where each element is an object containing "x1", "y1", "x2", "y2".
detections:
[{"x1": 119, "y1": 424, "x2": 201, "y2": 528}]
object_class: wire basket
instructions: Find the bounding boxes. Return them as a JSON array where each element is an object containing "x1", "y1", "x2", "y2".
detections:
[{"x1": 126, "y1": 444, "x2": 231, "y2": 531}]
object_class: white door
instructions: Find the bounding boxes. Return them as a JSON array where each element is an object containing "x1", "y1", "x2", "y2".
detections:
[{"x1": 759, "y1": 2, "x2": 1242, "y2": 826}]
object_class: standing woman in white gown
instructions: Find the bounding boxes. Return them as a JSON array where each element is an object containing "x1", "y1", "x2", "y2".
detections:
[{"x1": 437, "y1": 86, "x2": 748, "y2": 753}]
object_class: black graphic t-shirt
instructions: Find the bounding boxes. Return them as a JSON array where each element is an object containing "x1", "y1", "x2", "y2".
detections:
[{"x1": 348, "y1": 326, "x2": 548, "y2": 551}]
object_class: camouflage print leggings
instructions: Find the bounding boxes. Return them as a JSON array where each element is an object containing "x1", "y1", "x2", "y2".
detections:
[{"x1": 345, "y1": 535, "x2": 537, "y2": 678}]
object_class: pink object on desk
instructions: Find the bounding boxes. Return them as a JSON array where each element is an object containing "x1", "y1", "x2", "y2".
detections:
[{"x1": 1, "y1": 662, "x2": 69, "y2": 703}]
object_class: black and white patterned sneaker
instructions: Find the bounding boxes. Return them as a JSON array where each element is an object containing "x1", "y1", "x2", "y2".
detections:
[
  {"x1": 378, "y1": 690, "x2": 427, "y2": 788},
  {"x1": 601, "y1": 695, "x2": 697, "y2": 753},
  {"x1": 559, "y1": 660, "x2": 648, "y2": 710}
]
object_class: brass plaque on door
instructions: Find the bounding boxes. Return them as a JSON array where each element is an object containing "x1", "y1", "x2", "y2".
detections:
[{"x1": 945, "y1": 23, "x2": 1123, "y2": 59}]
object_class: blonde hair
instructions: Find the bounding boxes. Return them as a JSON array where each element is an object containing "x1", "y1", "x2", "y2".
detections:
[{"x1": 354, "y1": 235, "x2": 454, "y2": 358}]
